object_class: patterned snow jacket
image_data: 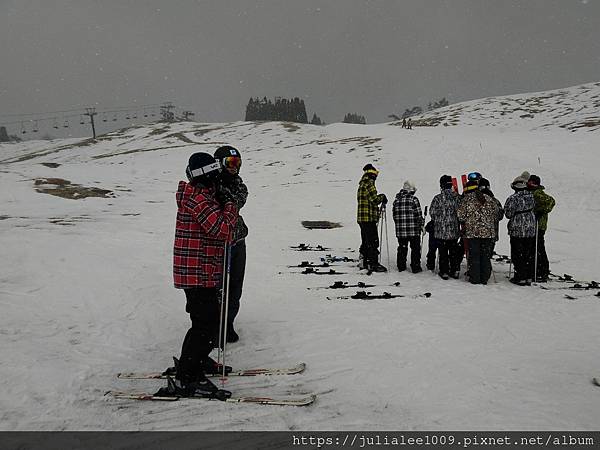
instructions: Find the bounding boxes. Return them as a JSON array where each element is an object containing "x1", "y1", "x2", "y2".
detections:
[
  {"x1": 503, "y1": 190, "x2": 536, "y2": 238},
  {"x1": 457, "y1": 191, "x2": 502, "y2": 239},
  {"x1": 216, "y1": 174, "x2": 249, "y2": 243},
  {"x1": 530, "y1": 186, "x2": 555, "y2": 231},
  {"x1": 357, "y1": 174, "x2": 384, "y2": 223},
  {"x1": 393, "y1": 189, "x2": 424, "y2": 238},
  {"x1": 429, "y1": 188, "x2": 460, "y2": 240},
  {"x1": 173, "y1": 181, "x2": 238, "y2": 289}
]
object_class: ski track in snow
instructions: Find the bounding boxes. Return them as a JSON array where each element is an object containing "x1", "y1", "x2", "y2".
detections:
[{"x1": 1, "y1": 87, "x2": 600, "y2": 430}]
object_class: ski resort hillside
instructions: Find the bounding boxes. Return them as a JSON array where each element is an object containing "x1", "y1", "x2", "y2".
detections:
[
  {"x1": 409, "y1": 81, "x2": 600, "y2": 132},
  {"x1": 1, "y1": 83, "x2": 600, "y2": 430}
]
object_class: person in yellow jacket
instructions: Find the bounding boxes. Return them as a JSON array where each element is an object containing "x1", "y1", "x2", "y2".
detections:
[
  {"x1": 357, "y1": 164, "x2": 388, "y2": 272},
  {"x1": 527, "y1": 175, "x2": 556, "y2": 282}
]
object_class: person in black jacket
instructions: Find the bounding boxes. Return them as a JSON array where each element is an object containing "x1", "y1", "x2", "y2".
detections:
[{"x1": 214, "y1": 146, "x2": 249, "y2": 343}]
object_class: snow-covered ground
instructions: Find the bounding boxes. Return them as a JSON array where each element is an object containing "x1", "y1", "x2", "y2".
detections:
[{"x1": 1, "y1": 83, "x2": 600, "y2": 430}]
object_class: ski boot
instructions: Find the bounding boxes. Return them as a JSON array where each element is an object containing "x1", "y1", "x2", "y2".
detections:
[
  {"x1": 155, "y1": 376, "x2": 231, "y2": 401},
  {"x1": 202, "y1": 356, "x2": 232, "y2": 375},
  {"x1": 162, "y1": 356, "x2": 232, "y2": 377}
]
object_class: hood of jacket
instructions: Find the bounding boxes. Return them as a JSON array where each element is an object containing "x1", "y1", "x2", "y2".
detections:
[
  {"x1": 395, "y1": 189, "x2": 413, "y2": 200},
  {"x1": 176, "y1": 180, "x2": 213, "y2": 208}
]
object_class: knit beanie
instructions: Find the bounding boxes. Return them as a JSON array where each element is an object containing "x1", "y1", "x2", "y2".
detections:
[
  {"x1": 511, "y1": 176, "x2": 527, "y2": 190},
  {"x1": 528, "y1": 174, "x2": 541, "y2": 186},
  {"x1": 363, "y1": 164, "x2": 379, "y2": 177},
  {"x1": 439, "y1": 175, "x2": 453, "y2": 189},
  {"x1": 403, "y1": 180, "x2": 416, "y2": 192}
]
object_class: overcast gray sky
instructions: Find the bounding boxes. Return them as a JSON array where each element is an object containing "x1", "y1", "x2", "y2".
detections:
[{"x1": 1, "y1": 0, "x2": 599, "y2": 136}]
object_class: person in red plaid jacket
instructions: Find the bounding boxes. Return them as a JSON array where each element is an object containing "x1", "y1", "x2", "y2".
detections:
[{"x1": 171, "y1": 152, "x2": 238, "y2": 399}]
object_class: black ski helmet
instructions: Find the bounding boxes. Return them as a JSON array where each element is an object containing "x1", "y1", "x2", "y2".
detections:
[
  {"x1": 214, "y1": 145, "x2": 242, "y2": 171},
  {"x1": 186, "y1": 152, "x2": 221, "y2": 185}
]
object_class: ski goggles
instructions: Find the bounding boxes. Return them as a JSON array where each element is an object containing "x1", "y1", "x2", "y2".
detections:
[{"x1": 222, "y1": 156, "x2": 242, "y2": 170}]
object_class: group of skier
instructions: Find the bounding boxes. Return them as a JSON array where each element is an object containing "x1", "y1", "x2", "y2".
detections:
[
  {"x1": 357, "y1": 165, "x2": 555, "y2": 286},
  {"x1": 168, "y1": 146, "x2": 248, "y2": 399}
]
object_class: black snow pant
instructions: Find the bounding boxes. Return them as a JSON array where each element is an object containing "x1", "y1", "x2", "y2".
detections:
[
  {"x1": 438, "y1": 239, "x2": 461, "y2": 276},
  {"x1": 359, "y1": 222, "x2": 380, "y2": 267},
  {"x1": 510, "y1": 236, "x2": 536, "y2": 281},
  {"x1": 225, "y1": 239, "x2": 246, "y2": 329},
  {"x1": 535, "y1": 229, "x2": 550, "y2": 280},
  {"x1": 467, "y1": 238, "x2": 494, "y2": 284},
  {"x1": 178, "y1": 287, "x2": 220, "y2": 381},
  {"x1": 426, "y1": 234, "x2": 439, "y2": 270},
  {"x1": 397, "y1": 236, "x2": 422, "y2": 272}
]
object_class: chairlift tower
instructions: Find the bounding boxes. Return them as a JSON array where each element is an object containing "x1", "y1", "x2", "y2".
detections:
[
  {"x1": 160, "y1": 102, "x2": 175, "y2": 122},
  {"x1": 84, "y1": 107, "x2": 98, "y2": 139}
]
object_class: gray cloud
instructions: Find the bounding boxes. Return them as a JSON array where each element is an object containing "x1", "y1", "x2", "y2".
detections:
[{"x1": 1, "y1": 0, "x2": 599, "y2": 136}]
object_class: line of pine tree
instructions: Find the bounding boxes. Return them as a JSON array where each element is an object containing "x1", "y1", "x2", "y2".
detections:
[
  {"x1": 245, "y1": 97, "x2": 308, "y2": 123},
  {"x1": 342, "y1": 113, "x2": 366, "y2": 124}
]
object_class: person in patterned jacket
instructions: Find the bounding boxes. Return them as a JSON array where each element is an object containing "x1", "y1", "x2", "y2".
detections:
[
  {"x1": 357, "y1": 164, "x2": 388, "y2": 272},
  {"x1": 393, "y1": 180, "x2": 424, "y2": 273},
  {"x1": 527, "y1": 174, "x2": 555, "y2": 282},
  {"x1": 477, "y1": 178, "x2": 504, "y2": 254},
  {"x1": 214, "y1": 146, "x2": 248, "y2": 344},
  {"x1": 504, "y1": 175, "x2": 536, "y2": 285},
  {"x1": 457, "y1": 180, "x2": 502, "y2": 284},
  {"x1": 429, "y1": 175, "x2": 462, "y2": 280},
  {"x1": 172, "y1": 152, "x2": 238, "y2": 399}
]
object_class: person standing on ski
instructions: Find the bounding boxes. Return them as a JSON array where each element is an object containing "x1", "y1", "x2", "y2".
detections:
[
  {"x1": 457, "y1": 179, "x2": 501, "y2": 284},
  {"x1": 429, "y1": 175, "x2": 461, "y2": 280},
  {"x1": 213, "y1": 146, "x2": 248, "y2": 344},
  {"x1": 393, "y1": 180, "x2": 424, "y2": 273},
  {"x1": 527, "y1": 174, "x2": 555, "y2": 282},
  {"x1": 504, "y1": 175, "x2": 536, "y2": 285},
  {"x1": 171, "y1": 152, "x2": 238, "y2": 399},
  {"x1": 357, "y1": 164, "x2": 388, "y2": 272}
]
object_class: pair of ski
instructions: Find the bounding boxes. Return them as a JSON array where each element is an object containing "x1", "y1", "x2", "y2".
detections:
[
  {"x1": 311, "y1": 281, "x2": 402, "y2": 290},
  {"x1": 108, "y1": 362, "x2": 315, "y2": 406},
  {"x1": 299, "y1": 267, "x2": 346, "y2": 275},
  {"x1": 290, "y1": 244, "x2": 330, "y2": 251},
  {"x1": 327, "y1": 290, "x2": 431, "y2": 300}
]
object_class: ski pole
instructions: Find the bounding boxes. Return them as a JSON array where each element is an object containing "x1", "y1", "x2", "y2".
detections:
[
  {"x1": 378, "y1": 203, "x2": 385, "y2": 264},
  {"x1": 534, "y1": 218, "x2": 539, "y2": 283},
  {"x1": 218, "y1": 243, "x2": 233, "y2": 384},
  {"x1": 384, "y1": 207, "x2": 390, "y2": 268}
]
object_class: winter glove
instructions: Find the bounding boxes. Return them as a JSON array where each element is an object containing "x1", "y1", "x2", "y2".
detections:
[
  {"x1": 379, "y1": 194, "x2": 388, "y2": 205},
  {"x1": 215, "y1": 187, "x2": 235, "y2": 206}
]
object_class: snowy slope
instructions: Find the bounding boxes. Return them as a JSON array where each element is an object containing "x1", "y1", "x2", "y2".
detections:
[
  {"x1": 1, "y1": 83, "x2": 600, "y2": 430},
  {"x1": 407, "y1": 81, "x2": 600, "y2": 132}
]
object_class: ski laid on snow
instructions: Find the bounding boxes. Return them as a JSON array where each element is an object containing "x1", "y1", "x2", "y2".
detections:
[
  {"x1": 327, "y1": 290, "x2": 431, "y2": 300},
  {"x1": 299, "y1": 268, "x2": 346, "y2": 275},
  {"x1": 290, "y1": 244, "x2": 331, "y2": 251},
  {"x1": 118, "y1": 362, "x2": 306, "y2": 380},
  {"x1": 107, "y1": 390, "x2": 316, "y2": 406}
]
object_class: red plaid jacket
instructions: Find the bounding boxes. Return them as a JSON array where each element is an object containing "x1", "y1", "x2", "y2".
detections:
[{"x1": 173, "y1": 181, "x2": 238, "y2": 289}]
